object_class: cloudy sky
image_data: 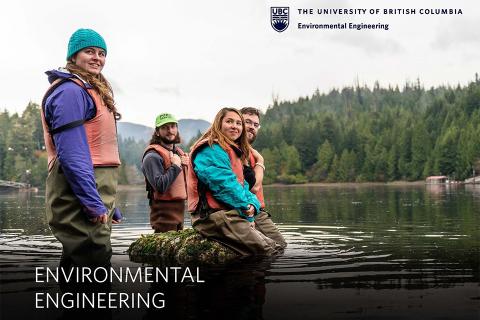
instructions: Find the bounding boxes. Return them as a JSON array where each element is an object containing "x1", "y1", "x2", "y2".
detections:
[{"x1": 0, "y1": 0, "x2": 478, "y2": 126}]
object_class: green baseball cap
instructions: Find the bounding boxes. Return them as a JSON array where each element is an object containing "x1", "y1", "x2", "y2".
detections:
[{"x1": 155, "y1": 113, "x2": 178, "y2": 128}]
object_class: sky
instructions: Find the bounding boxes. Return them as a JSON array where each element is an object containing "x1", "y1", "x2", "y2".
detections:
[{"x1": 0, "y1": 0, "x2": 478, "y2": 127}]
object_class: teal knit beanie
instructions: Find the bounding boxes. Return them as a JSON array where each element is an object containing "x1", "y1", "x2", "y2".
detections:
[{"x1": 67, "y1": 28, "x2": 107, "y2": 60}]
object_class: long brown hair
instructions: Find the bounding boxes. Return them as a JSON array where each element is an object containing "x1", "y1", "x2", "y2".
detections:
[
  {"x1": 66, "y1": 60, "x2": 121, "y2": 120},
  {"x1": 194, "y1": 108, "x2": 250, "y2": 161}
]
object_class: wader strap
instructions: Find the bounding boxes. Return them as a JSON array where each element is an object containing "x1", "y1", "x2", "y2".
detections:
[
  {"x1": 42, "y1": 78, "x2": 70, "y2": 114},
  {"x1": 260, "y1": 208, "x2": 271, "y2": 217},
  {"x1": 49, "y1": 119, "x2": 86, "y2": 134},
  {"x1": 42, "y1": 77, "x2": 97, "y2": 141},
  {"x1": 145, "y1": 178, "x2": 154, "y2": 205},
  {"x1": 196, "y1": 180, "x2": 210, "y2": 219}
]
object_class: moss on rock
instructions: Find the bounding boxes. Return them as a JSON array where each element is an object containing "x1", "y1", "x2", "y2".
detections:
[{"x1": 128, "y1": 228, "x2": 238, "y2": 265}]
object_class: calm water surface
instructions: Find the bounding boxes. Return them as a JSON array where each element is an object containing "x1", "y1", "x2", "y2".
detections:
[{"x1": 1, "y1": 184, "x2": 479, "y2": 319}]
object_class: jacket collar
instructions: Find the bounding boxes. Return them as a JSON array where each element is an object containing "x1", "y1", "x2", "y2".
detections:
[{"x1": 45, "y1": 68, "x2": 93, "y2": 89}]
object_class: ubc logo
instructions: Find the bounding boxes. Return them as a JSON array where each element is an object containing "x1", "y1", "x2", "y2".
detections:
[{"x1": 271, "y1": 7, "x2": 289, "y2": 32}]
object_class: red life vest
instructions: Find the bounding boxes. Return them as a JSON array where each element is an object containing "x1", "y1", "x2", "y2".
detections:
[
  {"x1": 41, "y1": 77, "x2": 120, "y2": 170},
  {"x1": 187, "y1": 139, "x2": 244, "y2": 213},
  {"x1": 143, "y1": 144, "x2": 187, "y2": 201},
  {"x1": 248, "y1": 150, "x2": 265, "y2": 209}
]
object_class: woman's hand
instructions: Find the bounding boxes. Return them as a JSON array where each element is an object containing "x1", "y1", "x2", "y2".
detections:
[
  {"x1": 244, "y1": 204, "x2": 255, "y2": 216},
  {"x1": 89, "y1": 213, "x2": 108, "y2": 224},
  {"x1": 112, "y1": 208, "x2": 122, "y2": 224},
  {"x1": 243, "y1": 204, "x2": 256, "y2": 229}
]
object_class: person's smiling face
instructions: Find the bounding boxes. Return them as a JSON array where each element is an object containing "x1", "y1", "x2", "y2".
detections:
[
  {"x1": 72, "y1": 47, "x2": 106, "y2": 75},
  {"x1": 221, "y1": 111, "x2": 243, "y2": 141},
  {"x1": 243, "y1": 113, "x2": 260, "y2": 143},
  {"x1": 157, "y1": 123, "x2": 179, "y2": 144}
]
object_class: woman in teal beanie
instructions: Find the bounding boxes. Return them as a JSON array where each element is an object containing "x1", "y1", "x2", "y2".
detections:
[{"x1": 41, "y1": 28, "x2": 122, "y2": 269}]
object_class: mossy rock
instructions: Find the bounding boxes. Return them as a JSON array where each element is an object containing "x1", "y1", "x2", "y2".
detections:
[{"x1": 127, "y1": 228, "x2": 238, "y2": 265}]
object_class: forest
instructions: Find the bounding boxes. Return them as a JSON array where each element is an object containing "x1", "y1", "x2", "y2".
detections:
[
  {"x1": 254, "y1": 76, "x2": 480, "y2": 184},
  {"x1": 1, "y1": 75, "x2": 479, "y2": 187}
]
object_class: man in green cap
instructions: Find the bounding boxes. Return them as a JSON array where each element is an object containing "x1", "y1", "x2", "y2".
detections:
[{"x1": 141, "y1": 113, "x2": 189, "y2": 232}]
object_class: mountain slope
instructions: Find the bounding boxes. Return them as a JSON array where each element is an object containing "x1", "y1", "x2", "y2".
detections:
[{"x1": 117, "y1": 119, "x2": 210, "y2": 143}]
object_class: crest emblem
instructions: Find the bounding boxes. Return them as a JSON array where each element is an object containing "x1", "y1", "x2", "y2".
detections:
[{"x1": 271, "y1": 7, "x2": 289, "y2": 32}]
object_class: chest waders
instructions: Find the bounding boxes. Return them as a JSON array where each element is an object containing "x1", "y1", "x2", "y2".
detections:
[
  {"x1": 46, "y1": 158, "x2": 118, "y2": 268},
  {"x1": 149, "y1": 200, "x2": 185, "y2": 233},
  {"x1": 192, "y1": 209, "x2": 282, "y2": 256}
]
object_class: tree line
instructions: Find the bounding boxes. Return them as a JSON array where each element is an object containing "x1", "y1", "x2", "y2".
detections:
[
  {"x1": 0, "y1": 104, "x2": 200, "y2": 187},
  {"x1": 0, "y1": 103, "x2": 47, "y2": 187},
  {"x1": 1, "y1": 75, "x2": 479, "y2": 187},
  {"x1": 254, "y1": 76, "x2": 480, "y2": 183}
]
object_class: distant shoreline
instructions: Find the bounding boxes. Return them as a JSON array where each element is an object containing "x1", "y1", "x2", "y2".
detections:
[
  {"x1": 118, "y1": 181, "x2": 426, "y2": 191},
  {"x1": 264, "y1": 181, "x2": 425, "y2": 188}
]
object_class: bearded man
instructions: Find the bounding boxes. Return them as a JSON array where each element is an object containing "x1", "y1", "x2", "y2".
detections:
[
  {"x1": 141, "y1": 113, "x2": 189, "y2": 232},
  {"x1": 241, "y1": 107, "x2": 287, "y2": 248}
]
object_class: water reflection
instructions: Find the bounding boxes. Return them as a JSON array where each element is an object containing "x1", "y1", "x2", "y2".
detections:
[{"x1": 1, "y1": 185, "x2": 479, "y2": 319}]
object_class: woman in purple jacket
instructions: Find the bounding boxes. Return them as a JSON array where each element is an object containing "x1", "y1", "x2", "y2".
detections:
[{"x1": 41, "y1": 29, "x2": 121, "y2": 268}]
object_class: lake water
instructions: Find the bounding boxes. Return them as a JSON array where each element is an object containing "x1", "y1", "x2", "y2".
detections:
[{"x1": 1, "y1": 184, "x2": 479, "y2": 319}]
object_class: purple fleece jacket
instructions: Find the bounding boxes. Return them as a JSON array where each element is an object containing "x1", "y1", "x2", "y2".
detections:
[{"x1": 44, "y1": 69, "x2": 121, "y2": 220}]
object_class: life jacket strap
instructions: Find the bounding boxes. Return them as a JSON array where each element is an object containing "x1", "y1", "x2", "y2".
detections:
[{"x1": 49, "y1": 119, "x2": 86, "y2": 134}]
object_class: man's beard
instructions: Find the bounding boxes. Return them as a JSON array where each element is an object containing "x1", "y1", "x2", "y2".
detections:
[
  {"x1": 247, "y1": 130, "x2": 256, "y2": 144},
  {"x1": 160, "y1": 134, "x2": 180, "y2": 144}
]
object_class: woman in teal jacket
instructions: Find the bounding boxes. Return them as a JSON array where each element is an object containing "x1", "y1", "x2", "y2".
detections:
[{"x1": 187, "y1": 108, "x2": 281, "y2": 255}]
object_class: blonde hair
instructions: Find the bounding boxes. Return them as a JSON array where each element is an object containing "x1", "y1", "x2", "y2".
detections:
[
  {"x1": 195, "y1": 108, "x2": 250, "y2": 161},
  {"x1": 66, "y1": 60, "x2": 121, "y2": 120}
]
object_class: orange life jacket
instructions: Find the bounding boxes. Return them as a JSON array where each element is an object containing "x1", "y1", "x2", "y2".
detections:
[
  {"x1": 248, "y1": 151, "x2": 265, "y2": 208},
  {"x1": 41, "y1": 77, "x2": 120, "y2": 171},
  {"x1": 187, "y1": 139, "x2": 244, "y2": 213},
  {"x1": 143, "y1": 144, "x2": 187, "y2": 201}
]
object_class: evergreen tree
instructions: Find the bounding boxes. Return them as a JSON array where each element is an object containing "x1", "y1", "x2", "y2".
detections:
[
  {"x1": 387, "y1": 146, "x2": 398, "y2": 181},
  {"x1": 327, "y1": 154, "x2": 339, "y2": 182},
  {"x1": 436, "y1": 126, "x2": 459, "y2": 176},
  {"x1": 374, "y1": 146, "x2": 388, "y2": 182},
  {"x1": 410, "y1": 123, "x2": 430, "y2": 179},
  {"x1": 310, "y1": 140, "x2": 334, "y2": 181}
]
